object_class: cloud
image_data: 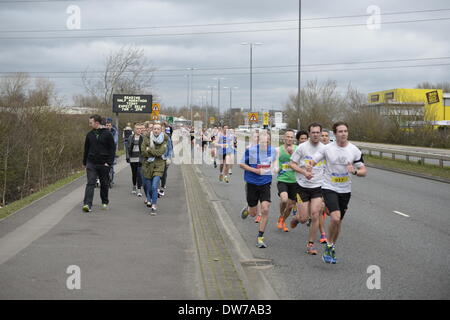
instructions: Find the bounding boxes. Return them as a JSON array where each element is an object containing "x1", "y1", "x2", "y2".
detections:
[{"x1": 0, "y1": 0, "x2": 449, "y2": 110}]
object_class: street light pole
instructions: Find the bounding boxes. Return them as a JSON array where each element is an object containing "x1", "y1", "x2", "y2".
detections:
[
  {"x1": 223, "y1": 86, "x2": 238, "y2": 126},
  {"x1": 213, "y1": 77, "x2": 225, "y2": 124},
  {"x1": 241, "y1": 42, "x2": 263, "y2": 112},
  {"x1": 187, "y1": 67, "x2": 195, "y2": 125}
]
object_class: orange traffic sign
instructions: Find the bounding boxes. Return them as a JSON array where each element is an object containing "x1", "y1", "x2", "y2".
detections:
[
  {"x1": 248, "y1": 112, "x2": 258, "y2": 123},
  {"x1": 152, "y1": 102, "x2": 161, "y2": 113}
]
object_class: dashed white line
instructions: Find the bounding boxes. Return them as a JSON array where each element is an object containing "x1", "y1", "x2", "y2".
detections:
[{"x1": 393, "y1": 210, "x2": 410, "y2": 218}]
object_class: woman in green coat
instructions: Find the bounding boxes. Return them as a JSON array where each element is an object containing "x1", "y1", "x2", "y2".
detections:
[{"x1": 141, "y1": 123, "x2": 168, "y2": 215}]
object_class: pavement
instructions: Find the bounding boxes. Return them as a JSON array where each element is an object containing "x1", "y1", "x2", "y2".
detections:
[{"x1": 0, "y1": 158, "x2": 201, "y2": 299}]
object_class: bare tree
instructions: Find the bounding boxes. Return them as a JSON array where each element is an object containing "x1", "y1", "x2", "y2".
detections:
[
  {"x1": 416, "y1": 81, "x2": 450, "y2": 92},
  {"x1": 82, "y1": 45, "x2": 156, "y2": 111},
  {"x1": 284, "y1": 79, "x2": 345, "y2": 129}
]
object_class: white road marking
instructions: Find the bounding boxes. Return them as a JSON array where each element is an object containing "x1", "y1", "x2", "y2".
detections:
[{"x1": 393, "y1": 210, "x2": 410, "y2": 218}]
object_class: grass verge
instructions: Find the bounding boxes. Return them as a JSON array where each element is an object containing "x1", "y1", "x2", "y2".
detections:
[
  {"x1": 0, "y1": 170, "x2": 85, "y2": 221},
  {"x1": 0, "y1": 153, "x2": 124, "y2": 221},
  {"x1": 365, "y1": 154, "x2": 450, "y2": 181}
]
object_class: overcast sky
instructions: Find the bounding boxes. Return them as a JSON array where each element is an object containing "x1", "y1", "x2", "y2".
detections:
[{"x1": 0, "y1": 0, "x2": 449, "y2": 112}]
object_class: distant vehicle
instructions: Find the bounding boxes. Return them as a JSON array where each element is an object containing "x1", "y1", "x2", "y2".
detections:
[
  {"x1": 236, "y1": 125, "x2": 250, "y2": 133},
  {"x1": 328, "y1": 130, "x2": 336, "y2": 142},
  {"x1": 273, "y1": 122, "x2": 287, "y2": 130},
  {"x1": 322, "y1": 129, "x2": 336, "y2": 142}
]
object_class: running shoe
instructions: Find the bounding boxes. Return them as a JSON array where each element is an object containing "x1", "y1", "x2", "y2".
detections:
[
  {"x1": 158, "y1": 189, "x2": 165, "y2": 197},
  {"x1": 223, "y1": 175, "x2": 229, "y2": 183},
  {"x1": 306, "y1": 243, "x2": 318, "y2": 255},
  {"x1": 213, "y1": 160, "x2": 217, "y2": 168},
  {"x1": 320, "y1": 233, "x2": 328, "y2": 244},
  {"x1": 229, "y1": 169, "x2": 232, "y2": 175},
  {"x1": 131, "y1": 186, "x2": 137, "y2": 194},
  {"x1": 322, "y1": 244, "x2": 333, "y2": 264},
  {"x1": 82, "y1": 205, "x2": 91, "y2": 213},
  {"x1": 330, "y1": 245, "x2": 337, "y2": 264},
  {"x1": 282, "y1": 222, "x2": 289, "y2": 232},
  {"x1": 256, "y1": 237, "x2": 267, "y2": 248},
  {"x1": 255, "y1": 215, "x2": 261, "y2": 223},
  {"x1": 137, "y1": 191, "x2": 143, "y2": 197},
  {"x1": 241, "y1": 206, "x2": 249, "y2": 219},
  {"x1": 146, "y1": 201, "x2": 152, "y2": 208},
  {"x1": 101, "y1": 204, "x2": 108, "y2": 210},
  {"x1": 277, "y1": 217, "x2": 284, "y2": 230},
  {"x1": 150, "y1": 206, "x2": 157, "y2": 216},
  {"x1": 290, "y1": 217, "x2": 299, "y2": 229}
]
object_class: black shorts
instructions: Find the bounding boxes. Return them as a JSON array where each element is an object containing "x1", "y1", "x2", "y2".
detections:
[
  {"x1": 297, "y1": 185, "x2": 322, "y2": 202},
  {"x1": 246, "y1": 182, "x2": 271, "y2": 207},
  {"x1": 277, "y1": 182, "x2": 298, "y2": 201},
  {"x1": 321, "y1": 189, "x2": 351, "y2": 220}
]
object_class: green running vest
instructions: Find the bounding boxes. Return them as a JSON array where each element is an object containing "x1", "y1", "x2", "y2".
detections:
[{"x1": 277, "y1": 144, "x2": 297, "y2": 183}]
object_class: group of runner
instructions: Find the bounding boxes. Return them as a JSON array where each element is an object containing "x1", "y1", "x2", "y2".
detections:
[
  {"x1": 82, "y1": 114, "x2": 366, "y2": 264},
  {"x1": 240, "y1": 121, "x2": 367, "y2": 264},
  {"x1": 82, "y1": 115, "x2": 173, "y2": 216}
]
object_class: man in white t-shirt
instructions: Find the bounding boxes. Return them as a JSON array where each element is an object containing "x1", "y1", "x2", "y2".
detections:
[
  {"x1": 306, "y1": 121, "x2": 367, "y2": 264},
  {"x1": 289, "y1": 123, "x2": 326, "y2": 255}
]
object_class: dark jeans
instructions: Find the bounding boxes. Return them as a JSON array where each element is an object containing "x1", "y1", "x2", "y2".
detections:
[
  {"x1": 83, "y1": 162, "x2": 110, "y2": 207},
  {"x1": 130, "y1": 162, "x2": 142, "y2": 188},
  {"x1": 161, "y1": 164, "x2": 169, "y2": 188}
]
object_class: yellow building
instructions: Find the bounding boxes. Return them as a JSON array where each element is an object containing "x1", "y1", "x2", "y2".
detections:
[{"x1": 367, "y1": 88, "x2": 450, "y2": 129}]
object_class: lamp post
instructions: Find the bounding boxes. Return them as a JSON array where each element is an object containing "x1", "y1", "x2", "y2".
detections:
[
  {"x1": 241, "y1": 42, "x2": 263, "y2": 112},
  {"x1": 207, "y1": 85, "x2": 216, "y2": 125},
  {"x1": 223, "y1": 86, "x2": 238, "y2": 127},
  {"x1": 187, "y1": 67, "x2": 195, "y2": 125},
  {"x1": 213, "y1": 77, "x2": 225, "y2": 124}
]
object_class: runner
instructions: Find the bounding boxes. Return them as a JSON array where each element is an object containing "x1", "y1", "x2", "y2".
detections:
[
  {"x1": 141, "y1": 123, "x2": 168, "y2": 215},
  {"x1": 82, "y1": 114, "x2": 115, "y2": 212},
  {"x1": 289, "y1": 123, "x2": 326, "y2": 255},
  {"x1": 306, "y1": 121, "x2": 367, "y2": 264},
  {"x1": 319, "y1": 129, "x2": 331, "y2": 243},
  {"x1": 321, "y1": 131, "x2": 330, "y2": 145},
  {"x1": 296, "y1": 130, "x2": 309, "y2": 144},
  {"x1": 245, "y1": 129, "x2": 263, "y2": 223},
  {"x1": 291, "y1": 129, "x2": 309, "y2": 220},
  {"x1": 275, "y1": 130, "x2": 298, "y2": 232},
  {"x1": 216, "y1": 125, "x2": 235, "y2": 183},
  {"x1": 239, "y1": 130, "x2": 278, "y2": 248},
  {"x1": 126, "y1": 123, "x2": 144, "y2": 198},
  {"x1": 210, "y1": 127, "x2": 218, "y2": 168}
]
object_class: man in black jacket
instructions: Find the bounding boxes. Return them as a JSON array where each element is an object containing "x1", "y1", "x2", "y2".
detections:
[{"x1": 82, "y1": 115, "x2": 115, "y2": 212}]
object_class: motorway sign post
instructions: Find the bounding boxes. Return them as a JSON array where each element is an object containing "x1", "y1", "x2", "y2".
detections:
[
  {"x1": 263, "y1": 112, "x2": 269, "y2": 127},
  {"x1": 112, "y1": 94, "x2": 153, "y2": 150}
]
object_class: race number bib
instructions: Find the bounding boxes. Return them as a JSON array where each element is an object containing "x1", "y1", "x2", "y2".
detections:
[{"x1": 331, "y1": 174, "x2": 349, "y2": 183}]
